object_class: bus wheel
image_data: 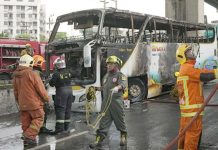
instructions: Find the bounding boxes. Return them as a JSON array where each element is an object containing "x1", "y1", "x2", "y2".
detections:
[{"x1": 128, "y1": 78, "x2": 147, "y2": 103}]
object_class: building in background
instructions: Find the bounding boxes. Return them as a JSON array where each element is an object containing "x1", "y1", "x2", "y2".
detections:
[{"x1": 0, "y1": 0, "x2": 46, "y2": 41}]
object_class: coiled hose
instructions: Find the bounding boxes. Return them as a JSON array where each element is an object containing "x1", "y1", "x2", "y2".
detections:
[{"x1": 85, "y1": 86, "x2": 114, "y2": 129}]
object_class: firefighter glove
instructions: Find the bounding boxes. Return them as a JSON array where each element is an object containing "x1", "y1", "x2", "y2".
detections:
[{"x1": 111, "y1": 86, "x2": 119, "y2": 93}]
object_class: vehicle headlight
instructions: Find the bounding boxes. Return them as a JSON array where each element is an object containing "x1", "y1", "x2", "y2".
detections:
[{"x1": 79, "y1": 94, "x2": 86, "y2": 102}]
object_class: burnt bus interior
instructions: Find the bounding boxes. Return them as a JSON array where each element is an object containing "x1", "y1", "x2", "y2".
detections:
[
  {"x1": 47, "y1": 10, "x2": 102, "y2": 85},
  {"x1": 47, "y1": 9, "x2": 215, "y2": 86},
  {"x1": 142, "y1": 17, "x2": 215, "y2": 43},
  {"x1": 101, "y1": 11, "x2": 145, "y2": 44},
  {"x1": 99, "y1": 11, "x2": 146, "y2": 78}
]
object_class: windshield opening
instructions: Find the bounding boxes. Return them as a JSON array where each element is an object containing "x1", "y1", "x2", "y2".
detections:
[
  {"x1": 52, "y1": 14, "x2": 100, "y2": 42},
  {"x1": 49, "y1": 50, "x2": 96, "y2": 85}
]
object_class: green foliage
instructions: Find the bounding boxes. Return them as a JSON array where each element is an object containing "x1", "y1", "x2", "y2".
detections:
[
  {"x1": 54, "y1": 32, "x2": 67, "y2": 40},
  {"x1": 16, "y1": 33, "x2": 30, "y2": 40},
  {"x1": 0, "y1": 32, "x2": 9, "y2": 38},
  {"x1": 40, "y1": 34, "x2": 48, "y2": 42}
]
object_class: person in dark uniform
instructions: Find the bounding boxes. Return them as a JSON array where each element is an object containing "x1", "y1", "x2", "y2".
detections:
[
  {"x1": 33, "y1": 55, "x2": 52, "y2": 134},
  {"x1": 49, "y1": 58, "x2": 73, "y2": 135},
  {"x1": 89, "y1": 55, "x2": 128, "y2": 148}
]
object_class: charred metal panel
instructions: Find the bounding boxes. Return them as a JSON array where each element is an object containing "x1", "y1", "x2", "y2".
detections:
[
  {"x1": 121, "y1": 43, "x2": 148, "y2": 77},
  {"x1": 147, "y1": 43, "x2": 177, "y2": 84}
]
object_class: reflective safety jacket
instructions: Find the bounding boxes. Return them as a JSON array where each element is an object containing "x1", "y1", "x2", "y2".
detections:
[
  {"x1": 177, "y1": 60, "x2": 218, "y2": 117},
  {"x1": 49, "y1": 68, "x2": 72, "y2": 88}
]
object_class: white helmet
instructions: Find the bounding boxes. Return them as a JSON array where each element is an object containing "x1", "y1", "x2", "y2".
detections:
[
  {"x1": 19, "y1": 54, "x2": 34, "y2": 67},
  {"x1": 54, "y1": 58, "x2": 66, "y2": 69}
]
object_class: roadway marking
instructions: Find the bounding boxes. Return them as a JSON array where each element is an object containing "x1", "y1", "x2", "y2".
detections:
[{"x1": 29, "y1": 130, "x2": 89, "y2": 150}]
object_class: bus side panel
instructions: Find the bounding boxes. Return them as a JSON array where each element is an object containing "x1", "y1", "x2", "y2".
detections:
[
  {"x1": 196, "y1": 43, "x2": 218, "y2": 69},
  {"x1": 147, "y1": 43, "x2": 178, "y2": 98},
  {"x1": 120, "y1": 43, "x2": 148, "y2": 77}
]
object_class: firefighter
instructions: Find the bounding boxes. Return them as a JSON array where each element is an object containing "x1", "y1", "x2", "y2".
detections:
[
  {"x1": 20, "y1": 43, "x2": 34, "y2": 56},
  {"x1": 89, "y1": 55, "x2": 128, "y2": 149},
  {"x1": 49, "y1": 58, "x2": 73, "y2": 135},
  {"x1": 12, "y1": 54, "x2": 49, "y2": 147},
  {"x1": 33, "y1": 55, "x2": 52, "y2": 134},
  {"x1": 176, "y1": 43, "x2": 218, "y2": 150}
]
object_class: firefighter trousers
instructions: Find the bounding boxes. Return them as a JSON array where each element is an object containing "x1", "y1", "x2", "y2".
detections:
[
  {"x1": 21, "y1": 108, "x2": 44, "y2": 140},
  {"x1": 54, "y1": 86, "x2": 73, "y2": 132},
  {"x1": 178, "y1": 116, "x2": 202, "y2": 150},
  {"x1": 97, "y1": 98, "x2": 127, "y2": 138},
  {"x1": 41, "y1": 103, "x2": 49, "y2": 127}
]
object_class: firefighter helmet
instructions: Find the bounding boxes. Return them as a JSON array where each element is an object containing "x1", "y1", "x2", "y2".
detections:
[
  {"x1": 106, "y1": 55, "x2": 123, "y2": 66},
  {"x1": 25, "y1": 43, "x2": 31, "y2": 48},
  {"x1": 33, "y1": 55, "x2": 44, "y2": 68},
  {"x1": 19, "y1": 54, "x2": 34, "y2": 67},
  {"x1": 54, "y1": 58, "x2": 66, "y2": 69},
  {"x1": 176, "y1": 44, "x2": 192, "y2": 64}
]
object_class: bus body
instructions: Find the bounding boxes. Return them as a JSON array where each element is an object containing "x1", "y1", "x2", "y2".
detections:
[{"x1": 46, "y1": 8, "x2": 217, "y2": 112}]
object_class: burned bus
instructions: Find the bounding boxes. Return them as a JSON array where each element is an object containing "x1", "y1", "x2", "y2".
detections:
[{"x1": 46, "y1": 8, "x2": 217, "y2": 111}]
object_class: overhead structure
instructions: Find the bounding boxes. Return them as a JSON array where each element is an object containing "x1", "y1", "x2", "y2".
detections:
[
  {"x1": 205, "y1": 0, "x2": 218, "y2": 9},
  {"x1": 165, "y1": 0, "x2": 204, "y2": 23},
  {"x1": 165, "y1": 0, "x2": 218, "y2": 23}
]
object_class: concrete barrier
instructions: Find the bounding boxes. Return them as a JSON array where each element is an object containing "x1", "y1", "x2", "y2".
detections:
[{"x1": 0, "y1": 89, "x2": 18, "y2": 116}]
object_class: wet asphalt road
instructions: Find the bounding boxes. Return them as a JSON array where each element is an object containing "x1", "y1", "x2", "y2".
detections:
[{"x1": 0, "y1": 83, "x2": 218, "y2": 150}]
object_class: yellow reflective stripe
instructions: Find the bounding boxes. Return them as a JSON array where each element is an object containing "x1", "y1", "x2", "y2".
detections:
[
  {"x1": 65, "y1": 120, "x2": 71, "y2": 122},
  {"x1": 180, "y1": 104, "x2": 202, "y2": 109},
  {"x1": 56, "y1": 120, "x2": 65, "y2": 123},
  {"x1": 30, "y1": 124, "x2": 39, "y2": 131},
  {"x1": 199, "y1": 82, "x2": 202, "y2": 96},
  {"x1": 181, "y1": 112, "x2": 204, "y2": 117},
  {"x1": 177, "y1": 76, "x2": 189, "y2": 81},
  {"x1": 214, "y1": 69, "x2": 218, "y2": 79},
  {"x1": 183, "y1": 79, "x2": 189, "y2": 105},
  {"x1": 177, "y1": 76, "x2": 189, "y2": 105},
  {"x1": 178, "y1": 149, "x2": 184, "y2": 150}
]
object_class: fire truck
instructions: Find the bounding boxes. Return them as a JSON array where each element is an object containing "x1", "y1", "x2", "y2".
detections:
[{"x1": 0, "y1": 39, "x2": 47, "y2": 79}]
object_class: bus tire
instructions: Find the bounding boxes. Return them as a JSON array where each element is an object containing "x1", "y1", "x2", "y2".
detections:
[{"x1": 128, "y1": 78, "x2": 147, "y2": 103}]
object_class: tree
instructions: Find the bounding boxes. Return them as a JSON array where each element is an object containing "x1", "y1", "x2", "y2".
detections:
[
  {"x1": 40, "y1": 34, "x2": 48, "y2": 42},
  {"x1": 16, "y1": 33, "x2": 30, "y2": 40},
  {"x1": 0, "y1": 32, "x2": 9, "y2": 38},
  {"x1": 54, "y1": 32, "x2": 67, "y2": 40}
]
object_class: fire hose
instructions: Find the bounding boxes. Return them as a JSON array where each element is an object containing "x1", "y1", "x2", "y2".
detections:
[
  {"x1": 163, "y1": 83, "x2": 218, "y2": 150},
  {"x1": 85, "y1": 86, "x2": 113, "y2": 129}
]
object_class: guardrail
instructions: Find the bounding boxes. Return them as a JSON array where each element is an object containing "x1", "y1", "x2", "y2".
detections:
[{"x1": 0, "y1": 80, "x2": 13, "y2": 90}]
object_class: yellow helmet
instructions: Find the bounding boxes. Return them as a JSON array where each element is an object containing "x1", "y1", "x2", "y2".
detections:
[
  {"x1": 176, "y1": 44, "x2": 192, "y2": 64},
  {"x1": 19, "y1": 54, "x2": 34, "y2": 67},
  {"x1": 106, "y1": 55, "x2": 123, "y2": 66}
]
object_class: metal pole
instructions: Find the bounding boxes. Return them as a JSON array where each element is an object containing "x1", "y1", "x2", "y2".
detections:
[
  {"x1": 47, "y1": 14, "x2": 54, "y2": 37},
  {"x1": 111, "y1": 0, "x2": 117, "y2": 9},
  {"x1": 100, "y1": 0, "x2": 109, "y2": 9}
]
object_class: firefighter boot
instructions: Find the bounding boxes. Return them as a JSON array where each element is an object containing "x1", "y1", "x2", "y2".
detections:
[
  {"x1": 23, "y1": 136, "x2": 37, "y2": 148},
  {"x1": 120, "y1": 132, "x2": 127, "y2": 146},
  {"x1": 64, "y1": 122, "x2": 70, "y2": 133},
  {"x1": 49, "y1": 123, "x2": 65, "y2": 135},
  {"x1": 89, "y1": 135, "x2": 104, "y2": 149},
  {"x1": 39, "y1": 126, "x2": 53, "y2": 134}
]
